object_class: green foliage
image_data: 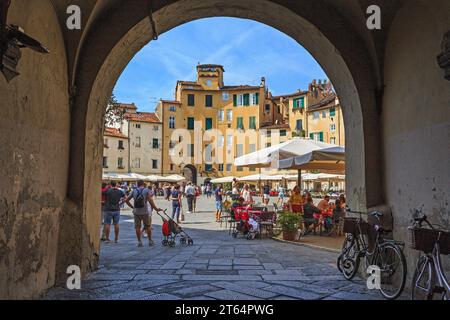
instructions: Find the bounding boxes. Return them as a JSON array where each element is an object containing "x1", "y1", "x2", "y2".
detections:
[
  {"x1": 277, "y1": 211, "x2": 302, "y2": 232},
  {"x1": 104, "y1": 92, "x2": 125, "y2": 129}
]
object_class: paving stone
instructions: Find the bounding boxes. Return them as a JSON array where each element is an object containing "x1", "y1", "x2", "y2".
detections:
[
  {"x1": 133, "y1": 274, "x2": 181, "y2": 281},
  {"x1": 81, "y1": 280, "x2": 128, "y2": 290},
  {"x1": 209, "y1": 258, "x2": 233, "y2": 266},
  {"x1": 261, "y1": 275, "x2": 305, "y2": 281},
  {"x1": 161, "y1": 261, "x2": 186, "y2": 269},
  {"x1": 328, "y1": 292, "x2": 377, "y2": 300},
  {"x1": 175, "y1": 269, "x2": 195, "y2": 275},
  {"x1": 233, "y1": 265, "x2": 264, "y2": 270},
  {"x1": 238, "y1": 270, "x2": 273, "y2": 275},
  {"x1": 205, "y1": 290, "x2": 262, "y2": 300},
  {"x1": 105, "y1": 290, "x2": 156, "y2": 300},
  {"x1": 196, "y1": 269, "x2": 238, "y2": 276},
  {"x1": 263, "y1": 285, "x2": 323, "y2": 300},
  {"x1": 136, "y1": 264, "x2": 164, "y2": 270},
  {"x1": 184, "y1": 263, "x2": 208, "y2": 270},
  {"x1": 173, "y1": 285, "x2": 219, "y2": 297},
  {"x1": 211, "y1": 282, "x2": 278, "y2": 299},
  {"x1": 208, "y1": 265, "x2": 233, "y2": 270},
  {"x1": 88, "y1": 273, "x2": 136, "y2": 281},
  {"x1": 262, "y1": 263, "x2": 284, "y2": 270},
  {"x1": 143, "y1": 293, "x2": 181, "y2": 300},
  {"x1": 233, "y1": 258, "x2": 261, "y2": 265},
  {"x1": 183, "y1": 275, "x2": 262, "y2": 281},
  {"x1": 273, "y1": 269, "x2": 304, "y2": 276}
]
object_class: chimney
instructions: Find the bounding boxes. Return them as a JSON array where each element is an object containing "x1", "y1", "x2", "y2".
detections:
[
  {"x1": 260, "y1": 77, "x2": 266, "y2": 87},
  {"x1": 308, "y1": 82, "x2": 313, "y2": 92}
]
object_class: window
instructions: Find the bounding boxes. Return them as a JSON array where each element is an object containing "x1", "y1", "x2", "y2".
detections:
[
  {"x1": 293, "y1": 97, "x2": 305, "y2": 109},
  {"x1": 251, "y1": 93, "x2": 259, "y2": 105},
  {"x1": 118, "y1": 157, "x2": 124, "y2": 169},
  {"x1": 187, "y1": 117, "x2": 195, "y2": 130},
  {"x1": 170, "y1": 164, "x2": 175, "y2": 171},
  {"x1": 169, "y1": 106, "x2": 177, "y2": 112},
  {"x1": 267, "y1": 130, "x2": 272, "y2": 138},
  {"x1": 205, "y1": 118, "x2": 213, "y2": 130},
  {"x1": 226, "y1": 110, "x2": 233, "y2": 122},
  {"x1": 135, "y1": 124, "x2": 141, "y2": 129},
  {"x1": 103, "y1": 157, "x2": 108, "y2": 168},
  {"x1": 169, "y1": 140, "x2": 176, "y2": 149},
  {"x1": 265, "y1": 104, "x2": 270, "y2": 112},
  {"x1": 330, "y1": 108, "x2": 336, "y2": 117},
  {"x1": 222, "y1": 92, "x2": 230, "y2": 101},
  {"x1": 205, "y1": 144, "x2": 213, "y2": 162},
  {"x1": 250, "y1": 167, "x2": 256, "y2": 172},
  {"x1": 280, "y1": 130, "x2": 287, "y2": 137},
  {"x1": 226, "y1": 135, "x2": 233, "y2": 147},
  {"x1": 217, "y1": 110, "x2": 225, "y2": 122},
  {"x1": 218, "y1": 164, "x2": 224, "y2": 172},
  {"x1": 322, "y1": 111, "x2": 327, "y2": 118},
  {"x1": 135, "y1": 137, "x2": 141, "y2": 148},
  {"x1": 205, "y1": 95, "x2": 213, "y2": 107},
  {"x1": 313, "y1": 112, "x2": 320, "y2": 120},
  {"x1": 249, "y1": 144, "x2": 256, "y2": 153},
  {"x1": 152, "y1": 159, "x2": 158, "y2": 169},
  {"x1": 310, "y1": 132, "x2": 324, "y2": 142},
  {"x1": 236, "y1": 94, "x2": 244, "y2": 106},
  {"x1": 226, "y1": 164, "x2": 232, "y2": 172},
  {"x1": 330, "y1": 124, "x2": 336, "y2": 132},
  {"x1": 296, "y1": 119, "x2": 303, "y2": 131},
  {"x1": 169, "y1": 116, "x2": 175, "y2": 129},
  {"x1": 218, "y1": 135, "x2": 224, "y2": 148},
  {"x1": 243, "y1": 93, "x2": 250, "y2": 106},
  {"x1": 135, "y1": 158, "x2": 141, "y2": 169},
  {"x1": 266, "y1": 143, "x2": 272, "y2": 148},
  {"x1": 233, "y1": 94, "x2": 237, "y2": 107},
  {"x1": 237, "y1": 117, "x2": 244, "y2": 130},
  {"x1": 330, "y1": 137, "x2": 336, "y2": 145},
  {"x1": 153, "y1": 125, "x2": 159, "y2": 131},
  {"x1": 152, "y1": 138, "x2": 159, "y2": 149},
  {"x1": 188, "y1": 144, "x2": 194, "y2": 157},
  {"x1": 188, "y1": 94, "x2": 195, "y2": 106},
  {"x1": 237, "y1": 167, "x2": 243, "y2": 172},
  {"x1": 236, "y1": 144, "x2": 244, "y2": 157},
  {"x1": 249, "y1": 117, "x2": 256, "y2": 130},
  {"x1": 118, "y1": 140, "x2": 124, "y2": 150},
  {"x1": 205, "y1": 164, "x2": 213, "y2": 172}
]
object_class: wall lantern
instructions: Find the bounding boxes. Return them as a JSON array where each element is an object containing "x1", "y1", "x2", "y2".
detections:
[
  {"x1": 0, "y1": 0, "x2": 49, "y2": 82},
  {"x1": 437, "y1": 30, "x2": 450, "y2": 81}
]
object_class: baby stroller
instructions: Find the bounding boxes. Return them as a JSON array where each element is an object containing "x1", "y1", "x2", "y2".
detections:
[
  {"x1": 232, "y1": 207, "x2": 259, "y2": 240},
  {"x1": 156, "y1": 209, "x2": 194, "y2": 247}
]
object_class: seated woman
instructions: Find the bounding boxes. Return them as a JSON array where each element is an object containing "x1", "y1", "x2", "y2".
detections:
[
  {"x1": 241, "y1": 184, "x2": 254, "y2": 206},
  {"x1": 302, "y1": 196, "x2": 321, "y2": 234},
  {"x1": 288, "y1": 186, "x2": 304, "y2": 214}
]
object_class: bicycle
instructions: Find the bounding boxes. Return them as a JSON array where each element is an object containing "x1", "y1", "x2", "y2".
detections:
[
  {"x1": 337, "y1": 207, "x2": 407, "y2": 300},
  {"x1": 409, "y1": 209, "x2": 450, "y2": 300}
]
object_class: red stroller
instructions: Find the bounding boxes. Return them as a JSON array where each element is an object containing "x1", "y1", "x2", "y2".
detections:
[
  {"x1": 157, "y1": 209, "x2": 193, "y2": 247},
  {"x1": 231, "y1": 207, "x2": 256, "y2": 240}
]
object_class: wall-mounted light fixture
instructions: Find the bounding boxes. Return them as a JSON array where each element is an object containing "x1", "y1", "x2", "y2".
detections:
[
  {"x1": 1, "y1": 0, "x2": 49, "y2": 82},
  {"x1": 438, "y1": 30, "x2": 450, "y2": 81}
]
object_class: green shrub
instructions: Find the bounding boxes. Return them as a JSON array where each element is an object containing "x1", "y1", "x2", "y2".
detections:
[{"x1": 277, "y1": 211, "x2": 302, "y2": 231}]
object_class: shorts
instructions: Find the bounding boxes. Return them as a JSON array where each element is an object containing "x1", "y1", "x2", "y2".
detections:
[
  {"x1": 263, "y1": 194, "x2": 270, "y2": 200},
  {"x1": 104, "y1": 211, "x2": 120, "y2": 225},
  {"x1": 216, "y1": 201, "x2": 223, "y2": 211},
  {"x1": 134, "y1": 214, "x2": 151, "y2": 229}
]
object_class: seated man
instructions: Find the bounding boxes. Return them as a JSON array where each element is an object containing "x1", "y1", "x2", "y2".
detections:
[
  {"x1": 302, "y1": 197, "x2": 321, "y2": 234},
  {"x1": 317, "y1": 195, "x2": 331, "y2": 211}
]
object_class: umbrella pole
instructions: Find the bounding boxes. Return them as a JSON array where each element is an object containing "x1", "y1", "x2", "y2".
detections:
[{"x1": 297, "y1": 169, "x2": 302, "y2": 190}]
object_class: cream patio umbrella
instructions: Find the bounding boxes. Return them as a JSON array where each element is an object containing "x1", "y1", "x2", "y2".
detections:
[
  {"x1": 210, "y1": 176, "x2": 238, "y2": 184},
  {"x1": 278, "y1": 146, "x2": 345, "y2": 172},
  {"x1": 159, "y1": 174, "x2": 186, "y2": 183}
]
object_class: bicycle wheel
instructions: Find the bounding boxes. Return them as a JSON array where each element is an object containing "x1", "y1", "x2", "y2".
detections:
[
  {"x1": 337, "y1": 234, "x2": 353, "y2": 273},
  {"x1": 375, "y1": 242, "x2": 407, "y2": 300},
  {"x1": 411, "y1": 256, "x2": 433, "y2": 300},
  {"x1": 339, "y1": 234, "x2": 360, "y2": 280}
]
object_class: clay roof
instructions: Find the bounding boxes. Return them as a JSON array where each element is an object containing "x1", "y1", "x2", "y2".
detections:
[
  {"x1": 177, "y1": 81, "x2": 201, "y2": 87},
  {"x1": 117, "y1": 103, "x2": 137, "y2": 110},
  {"x1": 260, "y1": 123, "x2": 291, "y2": 130},
  {"x1": 124, "y1": 112, "x2": 162, "y2": 124},
  {"x1": 307, "y1": 94, "x2": 338, "y2": 112},
  {"x1": 221, "y1": 85, "x2": 260, "y2": 90},
  {"x1": 272, "y1": 90, "x2": 308, "y2": 100},
  {"x1": 160, "y1": 100, "x2": 181, "y2": 104},
  {"x1": 197, "y1": 64, "x2": 225, "y2": 71},
  {"x1": 104, "y1": 127, "x2": 127, "y2": 139}
]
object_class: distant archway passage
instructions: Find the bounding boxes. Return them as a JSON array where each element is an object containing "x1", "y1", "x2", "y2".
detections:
[
  {"x1": 183, "y1": 165, "x2": 197, "y2": 185},
  {"x1": 64, "y1": 0, "x2": 385, "y2": 283}
]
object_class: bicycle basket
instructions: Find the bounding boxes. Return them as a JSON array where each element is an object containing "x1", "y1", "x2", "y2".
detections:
[
  {"x1": 409, "y1": 227, "x2": 450, "y2": 255},
  {"x1": 343, "y1": 218, "x2": 369, "y2": 235}
]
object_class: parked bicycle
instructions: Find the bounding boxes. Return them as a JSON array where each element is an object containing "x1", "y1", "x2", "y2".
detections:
[
  {"x1": 337, "y1": 207, "x2": 407, "y2": 300},
  {"x1": 409, "y1": 209, "x2": 450, "y2": 300}
]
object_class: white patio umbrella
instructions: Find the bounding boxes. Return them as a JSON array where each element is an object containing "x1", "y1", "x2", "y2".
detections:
[
  {"x1": 237, "y1": 174, "x2": 284, "y2": 182},
  {"x1": 278, "y1": 146, "x2": 345, "y2": 171},
  {"x1": 210, "y1": 176, "x2": 238, "y2": 184},
  {"x1": 159, "y1": 174, "x2": 186, "y2": 183},
  {"x1": 146, "y1": 175, "x2": 164, "y2": 182}
]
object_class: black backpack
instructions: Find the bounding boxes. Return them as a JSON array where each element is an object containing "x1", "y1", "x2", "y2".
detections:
[{"x1": 134, "y1": 189, "x2": 145, "y2": 209}]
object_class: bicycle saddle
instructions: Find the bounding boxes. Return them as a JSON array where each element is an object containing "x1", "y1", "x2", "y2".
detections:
[{"x1": 370, "y1": 211, "x2": 384, "y2": 218}]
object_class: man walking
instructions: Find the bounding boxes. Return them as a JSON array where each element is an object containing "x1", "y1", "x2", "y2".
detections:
[
  {"x1": 185, "y1": 182, "x2": 195, "y2": 214},
  {"x1": 125, "y1": 180, "x2": 163, "y2": 247},
  {"x1": 102, "y1": 181, "x2": 125, "y2": 244}
]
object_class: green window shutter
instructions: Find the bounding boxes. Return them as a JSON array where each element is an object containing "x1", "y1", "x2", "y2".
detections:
[
  {"x1": 233, "y1": 94, "x2": 237, "y2": 107},
  {"x1": 188, "y1": 94, "x2": 195, "y2": 106},
  {"x1": 300, "y1": 97, "x2": 305, "y2": 108},
  {"x1": 249, "y1": 117, "x2": 256, "y2": 129},
  {"x1": 319, "y1": 132, "x2": 324, "y2": 142},
  {"x1": 237, "y1": 117, "x2": 244, "y2": 129},
  {"x1": 255, "y1": 93, "x2": 259, "y2": 105},
  {"x1": 187, "y1": 117, "x2": 194, "y2": 130},
  {"x1": 205, "y1": 95, "x2": 213, "y2": 107},
  {"x1": 310, "y1": 133, "x2": 314, "y2": 140},
  {"x1": 243, "y1": 94, "x2": 250, "y2": 106},
  {"x1": 205, "y1": 118, "x2": 213, "y2": 130},
  {"x1": 330, "y1": 108, "x2": 336, "y2": 117},
  {"x1": 293, "y1": 98, "x2": 299, "y2": 109}
]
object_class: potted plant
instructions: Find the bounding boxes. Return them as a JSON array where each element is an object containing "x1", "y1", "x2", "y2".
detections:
[{"x1": 277, "y1": 211, "x2": 302, "y2": 241}]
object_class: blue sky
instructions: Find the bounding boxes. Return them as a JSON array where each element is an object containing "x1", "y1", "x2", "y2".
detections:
[{"x1": 114, "y1": 17, "x2": 328, "y2": 112}]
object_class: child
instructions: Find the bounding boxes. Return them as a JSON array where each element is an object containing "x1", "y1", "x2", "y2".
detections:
[{"x1": 247, "y1": 215, "x2": 260, "y2": 240}]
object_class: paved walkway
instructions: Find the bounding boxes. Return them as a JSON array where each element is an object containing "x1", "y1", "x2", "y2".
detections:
[{"x1": 45, "y1": 196, "x2": 383, "y2": 300}]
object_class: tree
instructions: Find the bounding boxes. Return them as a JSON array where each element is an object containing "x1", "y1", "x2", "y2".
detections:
[{"x1": 104, "y1": 93, "x2": 125, "y2": 129}]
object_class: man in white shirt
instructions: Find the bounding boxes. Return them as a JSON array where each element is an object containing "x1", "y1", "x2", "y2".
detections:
[{"x1": 185, "y1": 182, "x2": 195, "y2": 214}]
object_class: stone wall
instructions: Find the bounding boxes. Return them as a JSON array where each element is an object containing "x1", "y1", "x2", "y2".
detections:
[
  {"x1": 383, "y1": 0, "x2": 450, "y2": 277},
  {"x1": 0, "y1": 0, "x2": 70, "y2": 299}
]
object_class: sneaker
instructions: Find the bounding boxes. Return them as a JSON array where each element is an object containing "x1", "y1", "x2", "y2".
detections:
[
  {"x1": 105, "y1": 239, "x2": 111, "y2": 244},
  {"x1": 114, "y1": 240, "x2": 119, "y2": 244},
  {"x1": 148, "y1": 240, "x2": 154, "y2": 246},
  {"x1": 143, "y1": 232, "x2": 147, "y2": 238},
  {"x1": 137, "y1": 241, "x2": 143, "y2": 247}
]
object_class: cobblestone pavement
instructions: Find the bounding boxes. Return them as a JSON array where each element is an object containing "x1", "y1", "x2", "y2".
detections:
[{"x1": 45, "y1": 196, "x2": 387, "y2": 300}]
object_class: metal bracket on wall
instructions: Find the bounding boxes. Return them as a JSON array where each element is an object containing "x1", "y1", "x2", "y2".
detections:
[
  {"x1": 0, "y1": 0, "x2": 49, "y2": 82},
  {"x1": 437, "y1": 30, "x2": 450, "y2": 81},
  {"x1": 147, "y1": 0, "x2": 159, "y2": 41}
]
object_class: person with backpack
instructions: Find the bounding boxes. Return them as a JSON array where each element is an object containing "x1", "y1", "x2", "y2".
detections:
[
  {"x1": 125, "y1": 180, "x2": 162, "y2": 247},
  {"x1": 102, "y1": 181, "x2": 125, "y2": 244}
]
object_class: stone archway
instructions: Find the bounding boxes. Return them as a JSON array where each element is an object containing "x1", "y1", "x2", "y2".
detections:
[
  {"x1": 183, "y1": 165, "x2": 198, "y2": 185},
  {"x1": 62, "y1": 0, "x2": 383, "y2": 281}
]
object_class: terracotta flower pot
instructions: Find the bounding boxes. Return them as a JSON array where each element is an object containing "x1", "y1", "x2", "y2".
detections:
[{"x1": 283, "y1": 230, "x2": 297, "y2": 241}]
